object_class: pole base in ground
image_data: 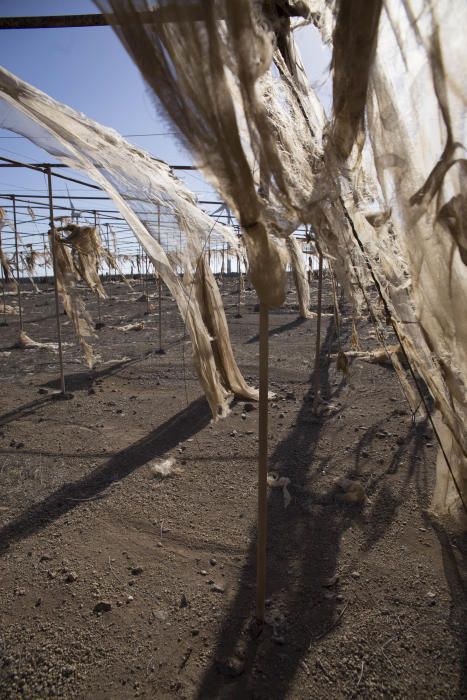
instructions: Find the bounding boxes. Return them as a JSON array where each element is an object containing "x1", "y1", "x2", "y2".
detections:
[
  {"x1": 234, "y1": 313, "x2": 243, "y2": 319},
  {"x1": 95, "y1": 321, "x2": 105, "y2": 330},
  {"x1": 249, "y1": 617, "x2": 264, "y2": 639},
  {"x1": 155, "y1": 348, "x2": 166, "y2": 355},
  {"x1": 51, "y1": 391, "x2": 74, "y2": 401}
]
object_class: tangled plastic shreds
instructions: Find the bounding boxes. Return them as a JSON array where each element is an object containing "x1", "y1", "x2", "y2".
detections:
[
  {"x1": 95, "y1": 0, "x2": 467, "y2": 522},
  {"x1": 0, "y1": 67, "x2": 256, "y2": 418}
]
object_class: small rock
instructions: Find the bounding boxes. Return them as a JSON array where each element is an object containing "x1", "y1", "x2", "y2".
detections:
[
  {"x1": 241, "y1": 413, "x2": 247, "y2": 420},
  {"x1": 126, "y1": 594, "x2": 134, "y2": 603},
  {"x1": 334, "y1": 478, "x2": 366, "y2": 505},
  {"x1": 180, "y1": 594, "x2": 188, "y2": 608},
  {"x1": 61, "y1": 664, "x2": 75, "y2": 678},
  {"x1": 93, "y1": 600, "x2": 112, "y2": 614},
  {"x1": 243, "y1": 403, "x2": 256, "y2": 412},
  {"x1": 216, "y1": 656, "x2": 245, "y2": 678},
  {"x1": 322, "y1": 574, "x2": 339, "y2": 588},
  {"x1": 351, "y1": 570, "x2": 361, "y2": 579},
  {"x1": 210, "y1": 558, "x2": 217, "y2": 566},
  {"x1": 38, "y1": 388, "x2": 48, "y2": 395},
  {"x1": 65, "y1": 572, "x2": 77, "y2": 583},
  {"x1": 212, "y1": 584, "x2": 225, "y2": 593},
  {"x1": 131, "y1": 566, "x2": 143, "y2": 576},
  {"x1": 153, "y1": 609, "x2": 168, "y2": 621}
]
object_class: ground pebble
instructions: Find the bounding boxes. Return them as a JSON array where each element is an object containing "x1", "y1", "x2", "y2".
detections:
[{"x1": 93, "y1": 600, "x2": 112, "y2": 614}]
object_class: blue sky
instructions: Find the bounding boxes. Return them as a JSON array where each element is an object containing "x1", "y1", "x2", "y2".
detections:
[{"x1": 0, "y1": 1, "x2": 331, "y2": 266}]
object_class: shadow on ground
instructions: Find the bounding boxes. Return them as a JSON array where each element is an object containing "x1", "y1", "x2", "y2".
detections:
[
  {"x1": 0, "y1": 396, "x2": 211, "y2": 555},
  {"x1": 432, "y1": 522, "x2": 467, "y2": 697},
  {"x1": 245, "y1": 316, "x2": 309, "y2": 345},
  {"x1": 195, "y1": 316, "x2": 431, "y2": 699}
]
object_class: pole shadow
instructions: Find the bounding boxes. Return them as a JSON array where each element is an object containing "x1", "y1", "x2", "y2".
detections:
[
  {"x1": 195, "y1": 316, "x2": 356, "y2": 699},
  {"x1": 195, "y1": 315, "x2": 441, "y2": 699},
  {"x1": 245, "y1": 316, "x2": 309, "y2": 345},
  {"x1": 0, "y1": 396, "x2": 211, "y2": 555},
  {"x1": 431, "y1": 521, "x2": 467, "y2": 698}
]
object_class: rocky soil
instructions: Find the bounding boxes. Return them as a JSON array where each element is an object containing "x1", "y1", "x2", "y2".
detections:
[{"x1": 0, "y1": 275, "x2": 466, "y2": 699}]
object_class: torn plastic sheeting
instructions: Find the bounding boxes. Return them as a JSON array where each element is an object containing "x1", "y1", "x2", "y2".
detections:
[{"x1": 267, "y1": 471, "x2": 291, "y2": 508}]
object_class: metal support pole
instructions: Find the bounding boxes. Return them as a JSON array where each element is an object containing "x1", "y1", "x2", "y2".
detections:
[
  {"x1": 0, "y1": 228, "x2": 7, "y2": 326},
  {"x1": 256, "y1": 302, "x2": 269, "y2": 624},
  {"x1": 140, "y1": 245, "x2": 145, "y2": 294},
  {"x1": 145, "y1": 254, "x2": 150, "y2": 315},
  {"x1": 12, "y1": 196, "x2": 24, "y2": 332},
  {"x1": 156, "y1": 205, "x2": 164, "y2": 354},
  {"x1": 47, "y1": 168, "x2": 66, "y2": 395},
  {"x1": 105, "y1": 223, "x2": 112, "y2": 300},
  {"x1": 93, "y1": 211, "x2": 102, "y2": 327},
  {"x1": 313, "y1": 249, "x2": 323, "y2": 414},
  {"x1": 42, "y1": 232, "x2": 48, "y2": 285},
  {"x1": 236, "y1": 254, "x2": 242, "y2": 318}
]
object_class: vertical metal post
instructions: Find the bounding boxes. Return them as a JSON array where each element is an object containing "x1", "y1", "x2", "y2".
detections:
[
  {"x1": 236, "y1": 254, "x2": 242, "y2": 317},
  {"x1": 139, "y1": 245, "x2": 144, "y2": 292},
  {"x1": 157, "y1": 204, "x2": 164, "y2": 353},
  {"x1": 256, "y1": 302, "x2": 269, "y2": 623},
  {"x1": 313, "y1": 249, "x2": 323, "y2": 414},
  {"x1": 145, "y1": 253, "x2": 150, "y2": 315},
  {"x1": 42, "y1": 232, "x2": 48, "y2": 285},
  {"x1": 12, "y1": 196, "x2": 24, "y2": 332},
  {"x1": 0, "y1": 227, "x2": 7, "y2": 325},
  {"x1": 105, "y1": 223, "x2": 112, "y2": 300},
  {"x1": 93, "y1": 211, "x2": 102, "y2": 326},
  {"x1": 47, "y1": 168, "x2": 66, "y2": 395}
]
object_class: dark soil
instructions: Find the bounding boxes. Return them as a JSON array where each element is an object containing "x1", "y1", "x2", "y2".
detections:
[{"x1": 0, "y1": 275, "x2": 466, "y2": 699}]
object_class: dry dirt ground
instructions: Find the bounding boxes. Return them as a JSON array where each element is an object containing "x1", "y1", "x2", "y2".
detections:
[{"x1": 0, "y1": 275, "x2": 466, "y2": 699}]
